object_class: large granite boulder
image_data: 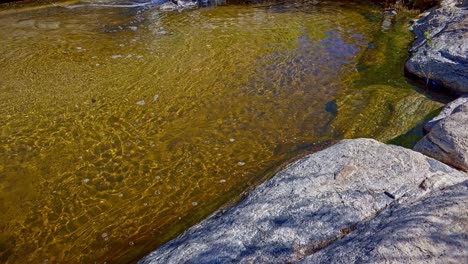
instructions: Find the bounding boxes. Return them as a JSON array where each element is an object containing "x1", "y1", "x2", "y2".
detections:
[
  {"x1": 139, "y1": 139, "x2": 467, "y2": 263},
  {"x1": 302, "y1": 180, "x2": 468, "y2": 264},
  {"x1": 414, "y1": 99, "x2": 468, "y2": 171},
  {"x1": 405, "y1": 3, "x2": 468, "y2": 94},
  {"x1": 423, "y1": 96, "x2": 468, "y2": 133}
]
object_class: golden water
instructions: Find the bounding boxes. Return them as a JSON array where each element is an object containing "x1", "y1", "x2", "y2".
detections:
[{"x1": 0, "y1": 1, "x2": 444, "y2": 263}]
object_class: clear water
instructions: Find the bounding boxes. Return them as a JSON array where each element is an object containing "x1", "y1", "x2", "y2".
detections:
[{"x1": 0, "y1": 1, "x2": 443, "y2": 263}]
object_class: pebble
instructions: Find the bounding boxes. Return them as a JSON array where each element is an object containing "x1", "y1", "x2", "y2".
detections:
[
  {"x1": 229, "y1": 138, "x2": 235, "y2": 142},
  {"x1": 129, "y1": 26, "x2": 138, "y2": 31},
  {"x1": 238, "y1": 162, "x2": 246, "y2": 166},
  {"x1": 101, "y1": 232, "x2": 108, "y2": 238},
  {"x1": 84, "y1": 178, "x2": 90, "y2": 183},
  {"x1": 192, "y1": 202, "x2": 198, "y2": 206},
  {"x1": 219, "y1": 179, "x2": 226, "y2": 183},
  {"x1": 154, "y1": 94, "x2": 159, "y2": 101},
  {"x1": 136, "y1": 100, "x2": 145, "y2": 106},
  {"x1": 111, "y1": 55, "x2": 123, "y2": 59}
]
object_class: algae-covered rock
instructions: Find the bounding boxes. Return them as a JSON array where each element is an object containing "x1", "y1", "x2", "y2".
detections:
[
  {"x1": 139, "y1": 139, "x2": 467, "y2": 264},
  {"x1": 332, "y1": 85, "x2": 442, "y2": 142}
]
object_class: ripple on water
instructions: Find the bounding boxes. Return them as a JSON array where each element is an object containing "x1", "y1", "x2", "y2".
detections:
[{"x1": 0, "y1": 1, "x2": 444, "y2": 263}]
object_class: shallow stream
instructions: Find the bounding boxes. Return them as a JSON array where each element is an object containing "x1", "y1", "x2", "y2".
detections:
[{"x1": 0, "y1": 0, "x2": 448, "y2": 263}]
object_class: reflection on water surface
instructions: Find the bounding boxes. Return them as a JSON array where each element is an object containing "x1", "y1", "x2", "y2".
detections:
[{"x1": 0, "y1": 1, "x2": 442, "y2": 263}]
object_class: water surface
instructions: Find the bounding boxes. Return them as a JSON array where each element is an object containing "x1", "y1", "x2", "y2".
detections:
[{"x1": 0, "y1": 1, "x2": 443, "y2": 263}]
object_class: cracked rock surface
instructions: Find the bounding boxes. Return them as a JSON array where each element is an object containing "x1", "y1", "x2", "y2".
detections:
[
  {"x1": 302, "y1": 180, "x2": 468, "y2": 264},
  {"x1": 405, "y1": 3, "x2": 468, "y2": 94},
  {"x1": 415, "y1": 99, "x2": 468, "y2": 171},
  {"x1": 139, "y1": 139, "x2": 467, "y2": 264}
]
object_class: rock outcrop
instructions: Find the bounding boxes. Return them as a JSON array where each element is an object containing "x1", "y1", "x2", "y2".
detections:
[
  {"x1": 302, "y1": 180, "x2": 468, "y2": 264},
  {"x1": 423, "y1": 96, "x2": 468, "y2": 132},
  {"x1": 139, "y1": 139, "x2": 467, "y2": 264},
  {"x1": 414, "y1": 98, "x2": 468, "y2": 171},
  {"x1": 405, "y1": 2, "x2": 468, "y2": 94}
]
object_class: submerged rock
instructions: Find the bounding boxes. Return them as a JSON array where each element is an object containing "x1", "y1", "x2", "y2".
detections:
[
  {"x1": 414, "y1": 99, "x2": 468, "y2": 171},
  {"x1": 302, "y1": 180, "x2": 468, "y2": 264},
  {"x1": 139, "y1": 139, "x2": 467, "y2": 263},
  {"x1": 405, "y1": 3, "x2": 468, "y2": 94}
]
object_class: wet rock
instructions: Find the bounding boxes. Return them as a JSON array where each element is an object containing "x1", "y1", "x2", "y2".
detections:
[
  {"x1": 139, "y1": 139, "x2": 466, "y2": 264},
  {"x1": 423, "y1": 96, "x2": 468, "y2": 133},
  {"x1": 414, "y1": 100, "x2": 468, "y2": 171},
  {"x1": 302, "y1": 180, "x2": 468, "y2": 264},
  {"x1": 405, "y1": 3, "x2": 468, "y2": 94}
]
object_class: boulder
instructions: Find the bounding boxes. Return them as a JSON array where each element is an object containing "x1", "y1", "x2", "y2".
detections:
[
  {"x1": 139, "y1": 139, "x2": 467, "y2": 264},
  {"x1": 159, "y1": 0, "x2": 198, "y2": 11},
  {"x1": 414, "y1": 100, "x2": 468, "y2": 171},
  {"x1": 302, "y1": 180, "x2": 468, "y2": 264},
  {"x1": 423, "y1": 96, "x2": 468, "y2": 133},
  {"x1": 405, "y1": 4, "x2": 468, "y2": 94}
]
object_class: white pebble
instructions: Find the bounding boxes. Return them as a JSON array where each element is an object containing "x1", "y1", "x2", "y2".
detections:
[
  {"x1": 153, "y1": 94, "x2": 159, "y2": 101},
  {"x1": 83, "y1": 178, "x2": 90, "y2": 183},
  {"x1": 101, "y1": 232, "x2": 108, "y2": 238},
  {"x1": 129, "y1": 26, "x2": 138, "y2": 31},
  {"x1": 219, "y1": 179, "x2": 226, "y2": 183},
  {"x1": 238, "y1": 162, "x2": 246, "y2": 166},
  {"x1": 136, "y1": 100, "x2": 145, "y2": 106},
  {"x1": 192, "y1": 202, "x2": 198, "y2": 206},
  {"x1": 229, "y1": 138, "x2": 235, "y2": 142}
]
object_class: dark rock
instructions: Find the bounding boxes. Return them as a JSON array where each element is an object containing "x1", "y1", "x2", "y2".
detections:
[{"x1": 405, "y1": 3, "x2": 468, "y2": 94}]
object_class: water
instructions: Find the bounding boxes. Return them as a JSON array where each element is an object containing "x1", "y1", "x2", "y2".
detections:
[{"x1": 0, "y1": 0, "x2": 445, "y2": 263}]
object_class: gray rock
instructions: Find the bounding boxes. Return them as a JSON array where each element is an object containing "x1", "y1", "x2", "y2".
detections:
[
  {"x1": 176, "y1": 0, "x2": 198, "y2": 9},
  {"x1": 139, "y1": 139, "x2": 467, "y2": 264},
  {"x1": 415, "y1": 101, "x2": 468, "y2": 171},
  {"x1": 441, "y1": 0, "x2": 468, "y2": 7},
  {"x1": 405, "y1": 5, "x2": 468, "y2": 94},
  {"x1": 302, "y1": 180, "x2": 468, "y2": 264},
  {"x1": 423, "y1": 96, "x2": 468, "y2": 133},
  {"x1": 159, "y1": 0, "x2": 198, "y2": 11},
  {"x1": 159, "y1": 2, "x2": 178, "y2": 11}
]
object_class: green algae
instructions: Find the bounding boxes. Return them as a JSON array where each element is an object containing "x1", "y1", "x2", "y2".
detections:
[{"x1": 331, "y1": 10, "x2": 449, "y2": 144}]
